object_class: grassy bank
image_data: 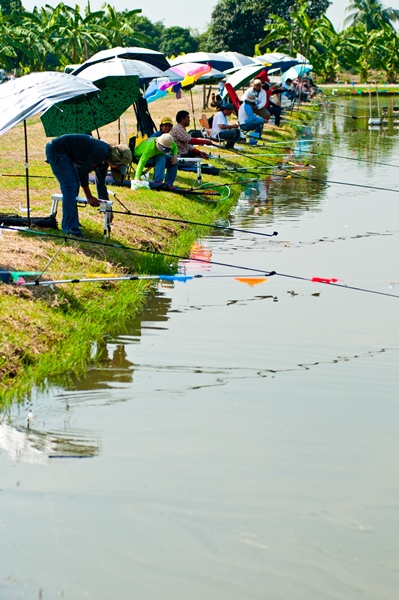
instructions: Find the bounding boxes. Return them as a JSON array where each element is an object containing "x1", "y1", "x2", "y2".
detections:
[
  {"x1": 0, "y1": 94, "x2": 317, "y2": 405},
  {"x1": 319, "y1": 83, "x2": 399, "y2": 97}
]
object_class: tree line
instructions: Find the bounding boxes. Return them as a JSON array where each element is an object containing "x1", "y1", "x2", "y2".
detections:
[{"x1": 1, "y1": 0, "x2": 398, "y2": 82}]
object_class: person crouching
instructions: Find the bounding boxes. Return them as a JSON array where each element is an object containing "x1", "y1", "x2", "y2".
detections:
[{"x1": 133, "y1": 133, "x2": 178, "y2": 189}]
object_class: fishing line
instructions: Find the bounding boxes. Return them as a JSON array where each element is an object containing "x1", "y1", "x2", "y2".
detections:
[
  {"x1": 2, "y1": 225, "x2": 398, "y2": 299},
  {"x1": 211, "y1": 143, "x2": 281, "y2": 168},
  {"x1": 307, "y1": 149, "x2": 399, "y2": 169},
  {"x1": 272, "y1": 168, "x2": 399, "y2": 194}
]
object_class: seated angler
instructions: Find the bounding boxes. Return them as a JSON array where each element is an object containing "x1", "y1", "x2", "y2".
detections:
[
  {"x1": 238, "y1": 91, "x2": 265, "y2": 137},
  {"x1": 45, "y1": 133, "x2": 132, "y2": 237},
  {"x1": 262, "y1": 82, "x2": 283, "y2": 127},
  {"x1": 210, "y1": 103, "x2": 241, "y2": 149},
  {"x1": 133, "y1": 133, "x2": 178, "y2": 189},
  {"x1": 150, "y1": 116, "x2": 173, "y2": 138},
  {"x1": 170, "y1": 110, "x2": 213, "y2": 159},
  {"x1": 282, "y1": 78, "x2": 297, "y2": 101},
  {"x1": 242, "y1": 78, "x2": 270, "y2": 122}
]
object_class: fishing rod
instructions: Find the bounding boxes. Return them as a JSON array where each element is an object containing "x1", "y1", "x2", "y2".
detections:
[
  {"x1": 1, "y1": 173, "x2": 55, "y2": 179},
  {"x1": 1, "y1": 225, "x2": 398, "y2": 299},
  {"x1": 109, "y1": 206, "x2": 279, "y2": 239},
  {"x1": 20, "y1": 273, "x2": 270, "y2": 287}
]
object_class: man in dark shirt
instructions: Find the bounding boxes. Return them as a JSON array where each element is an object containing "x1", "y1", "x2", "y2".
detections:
[{"x1": 45, "y1": 134, "x2": 132, "y2": 237}]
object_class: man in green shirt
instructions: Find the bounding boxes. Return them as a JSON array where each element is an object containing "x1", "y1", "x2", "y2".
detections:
[{"x1": 134, "y1": 133, "x2": 178, "y2": 189}]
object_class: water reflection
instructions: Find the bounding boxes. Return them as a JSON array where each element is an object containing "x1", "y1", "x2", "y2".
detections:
[{"x1": 0, "y1": 418, "x2": 100, "y2": 463}]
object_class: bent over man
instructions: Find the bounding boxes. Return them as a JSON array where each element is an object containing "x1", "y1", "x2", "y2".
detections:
[{"x1": 46, "y1": 134, "x2": 132, "y2": 237}]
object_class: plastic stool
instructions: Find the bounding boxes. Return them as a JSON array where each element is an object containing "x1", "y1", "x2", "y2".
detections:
[{"x1": 50, "y1": 194, "x2": 113, "y2": 239}]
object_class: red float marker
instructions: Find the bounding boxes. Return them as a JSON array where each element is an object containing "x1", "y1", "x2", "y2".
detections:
[{"x1": 311, "y1": 277, "x2": 338, "y2": 284}]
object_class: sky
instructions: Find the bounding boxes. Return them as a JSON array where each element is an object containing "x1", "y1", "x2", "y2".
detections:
[{"x1": 20, "y1": 0, "x2": 399, "y2": 33}]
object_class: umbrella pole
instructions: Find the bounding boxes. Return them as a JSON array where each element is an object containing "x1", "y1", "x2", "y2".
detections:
[
  {"x1": 123, "y1": 114, "x2": 128, "y2": 144},
  {"x1": 23, "y1": 120, "x2": 31, "y2": 227},
  {"x1": 118, "y1": 117, "x2": 121, "y2": 144},
  {"x1": 189, "y1": 90, "x2": 197, "y2": 129}
]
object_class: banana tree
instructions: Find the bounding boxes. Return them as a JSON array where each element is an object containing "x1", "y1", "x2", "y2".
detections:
[
  {"x1": 54, "y1": 3, "x2": 108, "y2": 64},
  {"x1": 341, "y1": 22, "x2": 380, "y2": 82},
  {"x1": 371, "y1": 21, "x2": 399, "y2": 82},
  {"x1": 101, "y1": 4, "x2": 151, "y2": 47},
  {"x1": 0, "y1": 9, "x2": 18, "y2": 69},
  {"x1": 260, "y1": 4, "x2": 341, "y2": 82}
]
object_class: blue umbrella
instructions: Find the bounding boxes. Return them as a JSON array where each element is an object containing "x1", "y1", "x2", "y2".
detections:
[
  {"x1": 169, "y1": 52, "x2": 234, "y2": 73},
  {"x1": 282, "y1": 64, "x2": 312, "y2": 83},
  {"x1": 255, "y1": 52, "x2": 301, "y2": 73}
]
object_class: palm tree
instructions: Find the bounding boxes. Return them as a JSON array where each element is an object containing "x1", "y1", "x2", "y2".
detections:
[
  {"x1": 18, "y1": 6, "x2": 62, "y2": 71},
  {"x1": 344, "y1": 0, "x2": 399, "y2": 30}
]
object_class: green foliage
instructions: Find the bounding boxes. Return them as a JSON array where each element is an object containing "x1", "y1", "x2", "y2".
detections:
[
  {"x1": 0, "y1": 0, "x2": 398, "y2": 82},
  {"x1": 0, "y1": 0, "x2": 22, "y2": 15},
  {"x1": 372, "y1": 21, "x2": 399, "y2": 82},
  {"x1": 206, "y1": 0, "x2": 330, "y2": 54},
  {"x1": 261, "y1": 5, "x2": 341, "y2": 81},
  {"x1": 132, "y1": 15, "x2": 165, "y2": 50},
  {"x1": 159, "y1": 26, "x2": 198, "y2": 57}
]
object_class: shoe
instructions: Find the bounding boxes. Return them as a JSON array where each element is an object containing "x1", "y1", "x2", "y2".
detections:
[{"x1": 67, "y1": 230, "x2": 84, "y2": 238}]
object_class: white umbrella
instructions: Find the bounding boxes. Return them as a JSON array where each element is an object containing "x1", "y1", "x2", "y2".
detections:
[
  {"x1": 75, "y1": 58, "x2": 182, "y2": 86},
  {"x1": 221, "y1": 64, "x2": 268, "y2": 99},
  {"x1": 0, "y1": 72, "x2": 99, "y2": 222},
  {"x1": 72, "y1": 46, "x2": 170, "y2": 75}
]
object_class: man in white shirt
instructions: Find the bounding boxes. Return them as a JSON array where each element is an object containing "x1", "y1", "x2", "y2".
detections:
[
  {"x1": 242, "y1": 78, "x2": 270, "y2": 121},
  {"x1": 210, "y1": 103, "x2": 241, "y2": 149}
]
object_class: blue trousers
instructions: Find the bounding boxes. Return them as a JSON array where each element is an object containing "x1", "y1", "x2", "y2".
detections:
[
  {"x1": 240, "y1": 121, "x2": 263, "y2": 136},
  {"x1": 216, "y1": 129, "x2": 241, "y2": 148},
  {"x1": 145, "y1": 154, "x2": 178, "y2": 187},
  {"x1": 46, "y1": 145, "x2": 81, "y2": 235}
]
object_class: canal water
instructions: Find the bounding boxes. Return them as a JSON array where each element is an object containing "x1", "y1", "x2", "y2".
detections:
[{"x1": 1, "y1": 99, "x2": 399, "y2": 599}]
